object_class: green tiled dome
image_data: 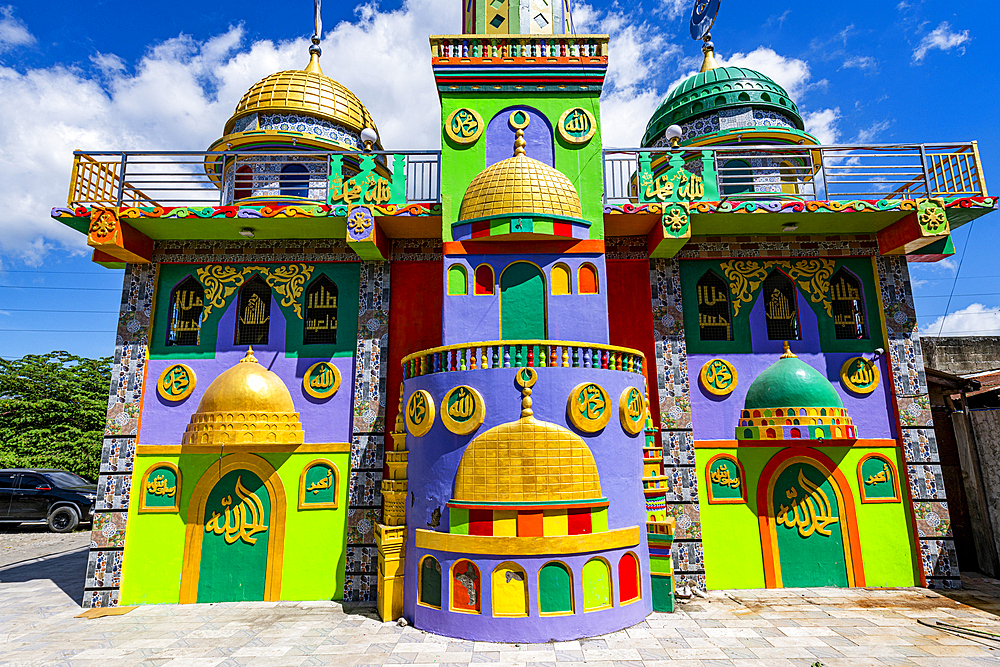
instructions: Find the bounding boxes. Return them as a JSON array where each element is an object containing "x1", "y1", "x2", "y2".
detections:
[
  {"x1": 744, "y1": 353, "x2": 843, "y2": 410},
  {"x1": 641, "y1": 66, "x2": 804, "y2": 147}
]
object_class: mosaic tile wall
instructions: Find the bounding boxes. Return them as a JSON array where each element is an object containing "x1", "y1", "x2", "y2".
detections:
[
  {"x1": 344, "y1": 261, "x2": 391, "y2": 602},
  {"x1": 878, "y1": 254, "x2": 961, "y2": 588},
  {"x1": 649, "y1": 257, "x2": 703, "y2": 588},
  {"x1": 84, "y1": 262, "x2": 156, "y2": 608}
]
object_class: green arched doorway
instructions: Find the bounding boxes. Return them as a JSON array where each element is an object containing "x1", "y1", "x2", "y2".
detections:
[{"x1": 500, "y1": 262, "x2": 546, "y2": 340}]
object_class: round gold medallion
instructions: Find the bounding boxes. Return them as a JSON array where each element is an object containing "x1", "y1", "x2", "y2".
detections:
[
  {"x1": 557, "y1": 107, "x2": 597, "y2": 144},
  {"x1": 841, "y1": 357, "x2": 880, "y2": 394},
  {"x1": 567, "y1": 382, "x2": 612, "y2": 433},
  {"x1": 619, "y1": 386, "x2": 646, "y2": 435},
  {"x1": 157, "y1": 364, "x2": 196, "y2": 402},
  {"x1": 700, "y1": 359, "x2": 737, "y2": 396},
  {"x1": 445, "y1": 108, "x2": 484, "y2": 145},
  {"x1": 303, "y1": 361, "x2": 341, "y2": 399},
  {"x1": 441, "y1": 385, "x2": 486, "y2": 435},
  {"x1": 405, "y1": 389, "x2": 436, "y2": 437},
  {"x1": 515, "y1": 366, "x2": 538, "y2": 389}
]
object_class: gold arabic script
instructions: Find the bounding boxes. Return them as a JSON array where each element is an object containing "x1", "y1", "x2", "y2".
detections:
[
  {"x1": 205, "y1": 476, "x2": 269, "y2": 546},
  {"x1": 775, "y1": 469, "x2": 840, "y2": 538}
]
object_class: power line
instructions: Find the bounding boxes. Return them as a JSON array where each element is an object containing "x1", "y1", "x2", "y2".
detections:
[
  {"x1": 937, "y1": 220, "x2": 977, "y2": 337},
  {"x1": 0, "y1": 309, "x2": 119, "y2": 314},
  {"x1": 914, "y1": 293, "x2": 1000, "y2": 299},
  {"x1": 0, "y1": 285, "x2": 121, "y2": 291},
  {"x1": 0, "y1": 269, "x2": 122, "y2": 275},
  {"x1": 0, "y1": 329, "x2": 115, "y2": 333}
]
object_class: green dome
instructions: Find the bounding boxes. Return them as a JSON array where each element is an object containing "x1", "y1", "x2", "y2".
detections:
[
  {"x1": 641, "y1": 66, "x2": 804, "y2": 147},
  {"x1": 744, "y1": 355, "x2": 843, "y2": 410}
]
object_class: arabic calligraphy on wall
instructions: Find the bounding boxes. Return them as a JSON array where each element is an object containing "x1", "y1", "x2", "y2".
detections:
[
  {"x1": 329, "y1": 153, "x2": 406, "y2": 207},
  {"x1": 840, "y1": 357, "x2": 880, "y2": 395},
  {"x1": 857, "y1": 453, "x2": 900, "y2": 503},
  {"x1": 706, "y1": 454, "x2": 745, "y2": 504},
  {"x1": 445, "y1": 108, "x2": 484, "y2": 145},
  {"x1": 303, "y1": 361, "x2": 342, "y2": 400},
  {"x1": 567, "y1": 382, "x2": 612, "y2": 433},
  {"x1": 637, "y1": 151, "x2": 719, "y2": 204},
  {"x1": 204, "y1": 475, "x2": 269, "y2": 546},
  {"x1": 557, "y1": 107, "x2": 597, "y2": 144},
  {"x1": 157, "y1": 364, "x2": 196, "y2": 402},
  {"x1": 139, "y1": 462, "x2": 181, "y2": 513},
  {"x1": 774, "y1": 467, "x2": 841, "y2": 540},
  {"x1": 619, "y1": 387, "x2": 646, "y2": 435},
  {"x1": 405, "y1": 389, "x2": 436, "y2": 438},
  {"x1": 699, "y1": 358, "x2": 738, "y2": 396},
  {"x1": 441, "y1": 385, "x2": 486, "y2": 436},
  {"x1": 298, "y1": 460, "x2": 341, "y2": 510}
]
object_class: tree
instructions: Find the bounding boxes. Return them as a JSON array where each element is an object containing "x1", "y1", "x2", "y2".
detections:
[{"x1": 0, "y1": 351, "x2": 111, "y2": 482}]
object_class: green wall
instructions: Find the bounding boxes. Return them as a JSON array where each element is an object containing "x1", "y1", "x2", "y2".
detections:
[
  {"x1": 439, "y1": 92, "x2": 605, "y2": 239},
  {"x1": 697, "y1": 446, "x2": 918, "y2": 590},
  {"x1": 119, "y1": 450, "x2": 351, "y2": 605},
  {"x1": 150, "y1": 262, "x2": 361, "y2": 360}
]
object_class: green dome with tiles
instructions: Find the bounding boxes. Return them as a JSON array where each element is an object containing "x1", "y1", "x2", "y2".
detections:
[{"x1": 744, "y1": 346, "x2": 843, "y2": 410}]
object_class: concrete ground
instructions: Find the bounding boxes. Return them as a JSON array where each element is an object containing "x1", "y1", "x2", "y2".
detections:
[
  {"x1": 0, "y1": 523, "x2": 91, "y2": 568},
  {"x1": 1, "y1": 545, "x2": 1000, "y2": 667}
]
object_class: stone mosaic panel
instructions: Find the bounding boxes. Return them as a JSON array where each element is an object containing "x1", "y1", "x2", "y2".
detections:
[
  {"x1": 346, "y1": 507, "x2": 379, "y2": 547},
  {"x1": 663, "y1": 429, "x2": 696, "y2": 467},
  {"x1": 391, "y1": 238, "x2": 443, "y2": 261},
  {"x1": 650, "y1": 259, "x2": 691, "y2": 429},
  {"x1": 908, "y1": 463, "x2": 947, "y2": 501},
  {"x1": 605, "y1": 236, "x2": 649, "y2": 260},
  {"x1": 677, "y1": 235, "x2": 879, "y2": 259},
  {"x1": 663, "y1": 466, "x2": 699, "y2": 503},
  {"x1": 104, "y1": 263, "x2": 154, "y2": 437},
  {"x1": 345, "y1": 545, "x2": 377, "y2": 576},
  {"x1": 86, "y1": 588, "x2": 121, "y2": 609},
  {"x1": 913, "y1": 501, "x2": 953, "y2": 539},
  {"x1": 96, "y1": 472, "x2": 132, "y2": 511},
  {"x1": 349, "y1": 470, "x2": 382, "y2": 507},
  {"x1": 350, "y1": 433, "x2": 385, "y2": 470},
  {"x1": 663, "y1": 502, "x2": 702, "y2": 540},
  {"x1": 99, "y1": 437, "x2": 136, "y2": 474},
  {"x1": 153, "y1": 238, "x2": 354, "y2": 264},
  {"x1": 897, "y1": 394, "x2": 933, "y2": 428},
  {"x1": 343, "y1": 572, "x2": 375, "y2": 602},
  {"x1": 672, "y1": 540, "x2": 706, "y2": 574},
  {"x1": 90, "y1": 511, "x2": 129, "y2": 549},
  {"x1": 920, "y1": 538, "x2": 960, "y2": 579},
  {"x1": 902, "y1": 427, "x2": 941, "y2": 464},
  {"x1": 85, "y1": 549, "x2": 124, "y2": 590}
]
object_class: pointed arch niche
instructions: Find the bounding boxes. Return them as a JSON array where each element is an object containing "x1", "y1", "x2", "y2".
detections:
[
  {"x1": 696, "y1": 270, "x2": 732, "y2": 341},
  {"x1": 235, "y1": 275, "x2": 272, "y2": 346},
  {"x1": 167, "y1": 275, "x2": 204, "y2": 347},
  {"x1": 303, "y1": 275, "x2": 338, "y2": 345},
  {"x1": 831, "y1": 268, "x2": 868, "y2": 340},
  {"x1": 762, "y1": 270, "x2": 800, "y2": 341}
]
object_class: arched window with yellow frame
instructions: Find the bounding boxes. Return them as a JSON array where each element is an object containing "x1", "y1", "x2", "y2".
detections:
[
  {"x1": 447, "y1": 264, "x2": 468, "y2": 296},
  {"x1": 578, "y1": 263, "x2": 599, "y2": 294},
  {"x1": 492, "y1": 562, "x2": 528, "y2": 617},
  {"x1": 551, "y1": 263, "x2": 572, "y2": 295}
]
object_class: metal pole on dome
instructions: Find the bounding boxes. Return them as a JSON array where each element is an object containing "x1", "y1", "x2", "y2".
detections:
[
  {"x1": 690, "y1": 0, "x2": 721, "y2": 72},
  {"x1": 306, "y1": 0, "x2": 324, "y2": 74}
]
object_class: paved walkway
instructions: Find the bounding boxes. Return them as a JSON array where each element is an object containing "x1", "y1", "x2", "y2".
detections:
[{"x1": 1, "y1": 549, "x2": 1000, "y2": 666}]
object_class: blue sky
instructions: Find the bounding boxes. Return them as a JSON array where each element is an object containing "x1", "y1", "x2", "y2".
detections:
[{"x1": 0, "y1": 0, "x2": 997, "y2": 359}]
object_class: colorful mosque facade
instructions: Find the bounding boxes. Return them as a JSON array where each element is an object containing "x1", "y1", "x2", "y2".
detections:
[{"x1": 54, "y1": 0, "x2": 996, "y2": 640}]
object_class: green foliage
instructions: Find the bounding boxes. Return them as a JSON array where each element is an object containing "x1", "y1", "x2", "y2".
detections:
[{"x1": 0, "y1": 351, "x2": 110, "y2": 482}]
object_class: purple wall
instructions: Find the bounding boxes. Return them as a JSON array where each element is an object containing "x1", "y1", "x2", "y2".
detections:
[
  {"x1": 400, "y1": 365, "x2": 651, "y2": 640},
  {"x1": 485, "y1": 106, "x2": 554, "y2": 168},
  {"x1": 689, "y1": 288, "x2": 896, "y2": 441},
  {"x1": 442, "y1": 254, "x2": 610, "y2": 345},
  {"x1": 140, "y1": 295, "x2": 356, "y2": 445}
]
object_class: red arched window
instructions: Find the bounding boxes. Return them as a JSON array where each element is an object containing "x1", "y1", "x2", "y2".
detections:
[
  {"x1": 234, "y1": 165, "x2": 253, "y2": 200},
  {"x1": 474, "y1": 264, "x2": 494, "y2": 295},
  {"x1": 618, "y1": 552, "x2": 640, "y2": 603},
  {"x1": 578, "y1": 264, "x2": 598, "y2": 294}
]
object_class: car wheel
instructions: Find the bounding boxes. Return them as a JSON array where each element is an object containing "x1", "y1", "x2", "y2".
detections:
[{"x1": 47, "y1": 506, "x2": 79, "y2": 533}]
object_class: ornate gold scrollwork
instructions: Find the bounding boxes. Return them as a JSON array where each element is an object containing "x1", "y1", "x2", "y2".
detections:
[{"x1": 194, "y1": 264, "x2": 315, "y2": 321}]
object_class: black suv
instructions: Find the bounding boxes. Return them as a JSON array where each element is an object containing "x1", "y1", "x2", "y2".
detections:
[{"x1": 0, "y1": 469, "x2": 96, "y2": 533}]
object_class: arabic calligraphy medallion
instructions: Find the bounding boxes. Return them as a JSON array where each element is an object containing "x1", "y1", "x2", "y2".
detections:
[
  {"x1": 299, "y1": 459, "x2": 340, "y2": 509},
  {"x1": 157, "y1": 364, "x2": 196, "y2": 402},
  {"x1": 405, "y1": 389, "x2": 436, "y2": 437},
  {"x1": 204, "y1": 474, "x2": 270, "y2": 546},
  {"x1": 619, "y1": 386, "x2": 646, "y2": 435},
  {"x1": 840, "y1": 357, "x2": 879, "y2": 394},
  {"x1": 707, "y1": 455, "x2": 745, "y2": 504},
  {"x1": 139, "y1": 463, "x2": 181, "y2": 512},
  {"x1": 445, "y1": 108, "x2": 484, "y2": 145},
  {"x1": 303, "y1": 361, "x2": 341, "y2": 399},
  {"x1": 858, "y1": 454, "x2": 900, "y2": 502},
  {"x1": 567, "y1": 382, "x2": 612, "y2": 433},
  {"x1": 700, "y1": 358, "x2": 737, "y2": 396},
  {"x1": 557, "y1": 107, "x2": 597, "y2": 144},
  {"x1": 441, "y1": 385, "x2": 486, "y2": 435}
]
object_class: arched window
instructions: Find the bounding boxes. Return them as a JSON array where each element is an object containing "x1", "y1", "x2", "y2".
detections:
[
  {"x1": 538, "y1": 561, "x2": 573, "y2": 615},
  {"x1": 304, "y1": 275, "x2": 338, "y2": 345},
  {"x1": 451, "y1": 560, "x2": 481, "y2": 614},
  {"x1": 474, "y1": 264, "x2": 495, "y2": 296},
  {"x1": 831, "y1": 268, "x2": 867, "y2": 340},
  {"x1": 551, "y1": 263, "x2": 571, "y2": 295},
  {"x1": 500, "y1": 262, "x2": 546, "y2": 339},
  {"x1": 492, "y1": 562, "x2": 528, "y2": 617},
  {"x1": 762, "y1": 270, "x2": 800, "y2": 341},
  {"x1": 722, "y1": 159, "x2": 753, "y2": 196},
  {"x1": 166, "y1": 276, "x2": 203, "y2": 346},
  {"x1": 280, "y1": 163, "x2": 309, "y2": 198},
  {"x1": 234, "y1": 165, "x2": 253, "y2": 200},
  {"x1": 582, "y1": 557, "x2": 612, "y2": 611},
  {"x1": 578, "y1": 264, "x2": 599, "y2": 294},
  {"x1": 235, "y1": 275, "x2": 272, "y2": 345},
  {"x1": 447, "y1": 264, "x2": 468, "y2": 295},
  {"x1": 779, "y1": 161, "x2": 799, "y2": 195},
  {"x1": 696, "y1": 270, "x2": 732, "y2": 341},
  {"x1": 618, "y1": 552, "x2": 640, "y2": 604},
  {"x1": 418, "y1": 556, "x2": 442, "y2": 609}
]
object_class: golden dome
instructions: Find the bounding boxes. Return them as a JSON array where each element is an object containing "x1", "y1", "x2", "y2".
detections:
[
  {"x1": 222, "y1": 53, "x2": 379, "y2": 140},
  {"x1": 458, "y1": 153, "x2": 583, "y2": 221},
  {"x1": 453, "y1": 416, "x2": 602, "y2": 503},
  {"x1": 182, "y1": 348, "x2": 304, "y2": 446}
]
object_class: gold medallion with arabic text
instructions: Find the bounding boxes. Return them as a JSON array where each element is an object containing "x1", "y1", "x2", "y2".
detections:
[
  {"x1": 619, "y1": 386, "x2": 646, "y2": 435},
  {"x1": 303, "y1": 361, "x2": 341, "y2": 399},
  {"x1": 157, "y1": 364, "x2": 196, "y2": 401},
  {"x1": 441, "y1": 385, "x2": 486, "y2": 435},
  {"x1": 700, "y1": 358, "x2": 737, "y2": 396},
  {"x1": 567, "y1": 382, "x2": 612, "y2": 432},
  {"x1": 840, "y1": 357, "x2": 879, "y2": 394},
  {"x1": 405, "y1": 389, "x2": 436, "y2": 437}
]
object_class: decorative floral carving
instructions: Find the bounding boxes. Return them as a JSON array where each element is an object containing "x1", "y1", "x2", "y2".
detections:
[
  {"x1": 720, "y1": 260, "x2": 767, "y2": 316},
  {"x1": 917, "y1": 197, "x2": 948, "y2": 234},
  {"x1": 194, "y1": 264, "x2": 315, "y2": 321},
  {"x1": 720, "y1": 258, "x2": 836, "y2": 318}
]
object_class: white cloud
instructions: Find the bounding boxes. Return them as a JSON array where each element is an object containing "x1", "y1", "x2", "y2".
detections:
[
  {"x1": 853, "y1": 119, "x2": 892, "y2": 143},
  {"x1": 0, "y1": 0, "x2": 454, "y2": 264},
  {"x1": 842, "y1": 56, "x2": 876, "y2": 71},
  {"x1": 921, "y1": 303, "x2": 1000, "y2": 337},
  {"x1": 655, "y1": 0, "x2": 688, "y2": 20},
  {"x1": 765, "y1": 11, "x2": 791, "y2": 28},
  {"x1": 0, "y1": 5, "x2": 33, "y2": 53},
  {"x1": 913, "y1": 22, "x2": 970, "y2": 63},
  {"x1": 910, "y1": 278, "x2": 927, "y2": 289},
  {"x1": 803, "y1": 108, "x2": 841, "y2": 144}
]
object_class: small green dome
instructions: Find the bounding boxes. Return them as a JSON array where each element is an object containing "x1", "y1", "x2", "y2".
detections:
[
  {"x1": 744, "y1": 354, "x2": 843, "y2": 410},
  {"x1": 641, "y1": 66, "x2": 804, "y2": 147}
]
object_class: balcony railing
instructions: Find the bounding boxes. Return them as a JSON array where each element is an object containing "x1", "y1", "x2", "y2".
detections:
[
  {"x1": 603, "y1": 142, "x2": 987, "y2": 206},
  {"x1": 66, "y1": 150, "x2": 442, "y2": 209}
]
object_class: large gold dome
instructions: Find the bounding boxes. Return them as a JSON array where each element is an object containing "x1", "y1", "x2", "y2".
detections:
[
  {"x1": 458, "y1": 154, "x2": 583, "y2": 221},
  {"x1": 453, "y1": 416, "x2": 602, "y2": 503},
  {"x1": 182, "y1": 348, "x2": 304, "y2": 446}
]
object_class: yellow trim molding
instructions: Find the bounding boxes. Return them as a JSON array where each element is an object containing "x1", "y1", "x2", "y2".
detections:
[
  {"x1": 415, "y1": 526, "x2": 640, "y2": 555},
  {"x1": 135, "y1": 442, "x2": 351, "y2": 455}
]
